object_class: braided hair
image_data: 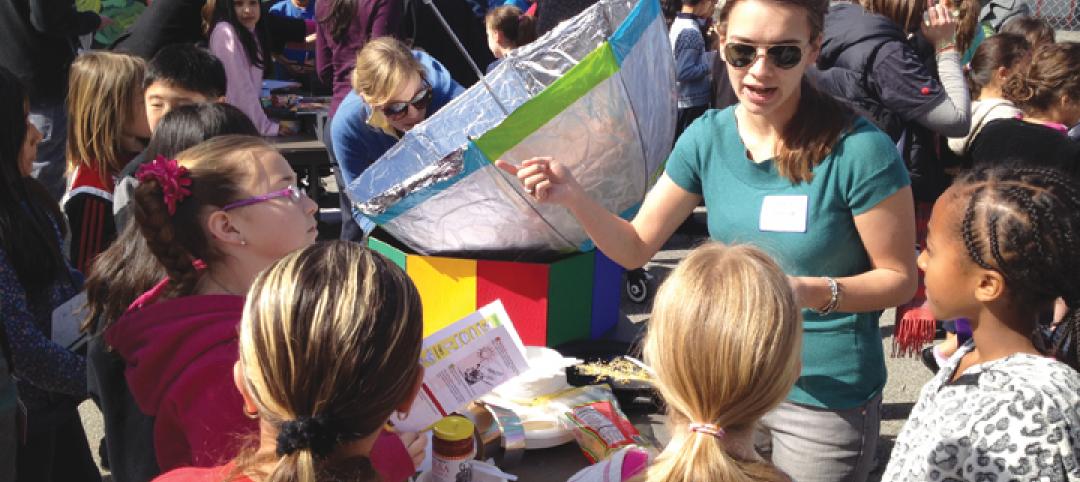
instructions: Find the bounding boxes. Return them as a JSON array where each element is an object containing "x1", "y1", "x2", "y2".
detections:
[
  {"x1": 954, "y1": 165, "x2": 1080, "y2": 370},
  {"x1": 83, "y1": 106, "x2": 259, "y2": 333},
  {"x1": 131, "y1": 135, "x2": 269, "y2": 298}
]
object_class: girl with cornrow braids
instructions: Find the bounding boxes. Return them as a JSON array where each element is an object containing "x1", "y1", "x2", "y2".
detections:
[
  {"x1": 103, "y1": 135, "x2": 320, "y2": 471},
  {"x1": 883, "y1": 165, "x2": 1080, "y2": 481},
  {"x1": 153, "y1": 241, "x2": 427, "y2": 482}
]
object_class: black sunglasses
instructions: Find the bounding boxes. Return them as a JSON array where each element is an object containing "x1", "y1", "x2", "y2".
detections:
[
  {"x1": 381, "y1": 81, "x2": 433, "y2": 120},
  {"x1": 723, "y1": 43, "x2": 803, "y2": 70}
]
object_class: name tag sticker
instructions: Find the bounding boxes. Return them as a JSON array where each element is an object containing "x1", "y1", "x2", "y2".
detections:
[{"x1": 759, "y1": 195, "x2": 808, "y2": 233}]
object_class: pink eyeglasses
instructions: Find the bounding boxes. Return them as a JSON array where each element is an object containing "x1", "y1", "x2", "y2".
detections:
[{"x1": 221, "y1": 185, "x2": 306, "y2": 211}]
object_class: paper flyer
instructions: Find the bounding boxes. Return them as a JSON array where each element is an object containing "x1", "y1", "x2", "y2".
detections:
[
  {"x1": 52, "y1": 292, "x2": 89, "y2": 350},
  {"x1": 395, "y1": 300, "x2": 530, "y2": 432}
]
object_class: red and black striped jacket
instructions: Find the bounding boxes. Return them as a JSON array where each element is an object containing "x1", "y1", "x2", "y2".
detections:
[{"x1": 61, "y1": 164, "x2": 116, "y2": 275}]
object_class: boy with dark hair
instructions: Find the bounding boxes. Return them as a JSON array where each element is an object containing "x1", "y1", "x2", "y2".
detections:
[
  {"x1": 113, "y1": 44, "x2": 229, "y2": 228},
  {"x1": 143, "y1": 44, "x2": 227, "y2": 131}
]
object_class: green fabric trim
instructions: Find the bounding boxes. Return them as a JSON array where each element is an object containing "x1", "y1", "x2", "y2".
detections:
[
  {"x1": 367, "y1": 237, "x2": 408, "y2": 270},
  {"x1": 476, "y1": 43, "x2": 620, "y2": 161}
]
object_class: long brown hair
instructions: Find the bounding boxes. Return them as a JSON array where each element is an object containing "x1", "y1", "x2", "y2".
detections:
[
  {"x1": 1002, "y1": 42, "x2": 1080, "y2": 119},
  {"x1": 66, "y1": 52, "x2": 146, "y2": 177},
  {"x1": 639, "y1": 243, "x2": 802, "y2": 482},
  {"x1": 81, "y1": 223, "x2": 165, "y2": 333},
  {"x1": 234, "y1": 241, "x2": 424, "y2": 482},
  {"x1": 953, "y1": 0, "x2": 980, "y2": 56},
  {"x1": 859, "y1": 0, "x2": 924, "y2": 33},
  {"x1": 0, "y1": 66, "x2": 67, "y2": 301},
  {"x1": 718, "y1": 0, "x2": 854, "y2": 184}
]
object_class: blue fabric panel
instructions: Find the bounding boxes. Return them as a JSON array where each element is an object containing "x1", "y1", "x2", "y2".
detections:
[{"x1": 609, "y1": 0, "x2": 661, "y2": 64}]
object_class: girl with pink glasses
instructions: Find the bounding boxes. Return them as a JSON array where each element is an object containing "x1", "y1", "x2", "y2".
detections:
[{"x1": 103, "y1": 135, "x2": 318, "y2": 470}]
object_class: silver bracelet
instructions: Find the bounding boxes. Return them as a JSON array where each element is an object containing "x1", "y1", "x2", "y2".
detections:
[{"x1": 816, "y1": 277, "x2": 840, "y2": 315}]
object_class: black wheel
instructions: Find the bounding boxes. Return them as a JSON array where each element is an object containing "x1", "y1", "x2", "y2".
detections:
[{"x1": 626, "y1": 272, "x2": 649, "y2": 304}]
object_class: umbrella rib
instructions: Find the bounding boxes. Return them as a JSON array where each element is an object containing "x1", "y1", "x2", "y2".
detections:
[
  {"x1": 612, "y1": 70, "x2": 653, "y2": 199},
  {"x1": 483, "y1": 158, "x2": 581, "y2": 251}
]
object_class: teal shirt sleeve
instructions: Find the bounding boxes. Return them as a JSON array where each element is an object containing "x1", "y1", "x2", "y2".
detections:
[
  {"x1": 663, "y1": 111, "x2": 715, "y2": 195},
  {"x1": 837, "y1": 119, "x2": 911, "y2": 215}
]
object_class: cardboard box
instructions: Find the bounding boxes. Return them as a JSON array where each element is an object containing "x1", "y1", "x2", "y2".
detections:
[{"x1": 368, "y1": 238, "x2": 624, "y2": 347}]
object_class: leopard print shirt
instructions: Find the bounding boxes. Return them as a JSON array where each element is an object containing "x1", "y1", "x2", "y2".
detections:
[{"x1": 883, "y1": 342, "x2": 1080, "y2": 482}]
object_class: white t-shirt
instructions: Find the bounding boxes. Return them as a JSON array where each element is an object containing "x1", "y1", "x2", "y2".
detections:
[{"x1": 883, "y1": 342, "x2": 1080, "y2": 481}]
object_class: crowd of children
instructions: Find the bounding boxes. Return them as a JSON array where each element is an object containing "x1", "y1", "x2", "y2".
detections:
[{"x1": 1, "y1": 0, "x2": 1080, "y2": 480}]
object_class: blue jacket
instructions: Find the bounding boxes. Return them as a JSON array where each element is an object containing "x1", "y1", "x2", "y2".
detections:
[
  {"x1": 669, "y1": 13, "x2": 713, "y2": 109},
  {"x1": 330, "y1": 50, "x2": 465, "y2": 227},
  {"x1": 270, "y1": 0, "x2": 315, "y2": 19}
]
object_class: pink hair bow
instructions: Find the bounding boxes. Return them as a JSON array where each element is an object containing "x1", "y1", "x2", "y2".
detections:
[{"x1": 135, "y1": 155, "x2": 192, "y2": 216}]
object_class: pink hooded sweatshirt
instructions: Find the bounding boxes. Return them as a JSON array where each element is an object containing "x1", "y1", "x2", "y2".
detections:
[{"x1": 105, "y1": 292, "x2": 255, "y2": 471}]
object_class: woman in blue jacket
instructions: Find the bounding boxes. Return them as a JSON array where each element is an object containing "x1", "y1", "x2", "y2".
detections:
[{"x1": 329, "y1": 37, "x2": 465, "y2": 239}]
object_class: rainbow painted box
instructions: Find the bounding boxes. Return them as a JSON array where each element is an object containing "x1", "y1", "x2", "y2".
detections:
[{"x1": 368, "y1": 237, "x2": 624, "y2": 347}]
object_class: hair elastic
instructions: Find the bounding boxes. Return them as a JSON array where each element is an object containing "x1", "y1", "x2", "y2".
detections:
[
  {"x1": 276, "y1": 414, "x2": 340, "y2": 458},
  {"x1": 689, "y1": 423, "x2": 726, "y2": 439},
  {"x1": 135, "y1": 155, "x2": 192, "y2": 215}
]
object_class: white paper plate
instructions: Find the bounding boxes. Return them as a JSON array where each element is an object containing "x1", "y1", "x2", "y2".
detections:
[{"x1": 522, "y1": 419, "x2": 575, "y2": 449}]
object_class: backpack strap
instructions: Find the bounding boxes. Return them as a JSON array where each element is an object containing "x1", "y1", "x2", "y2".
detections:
[{"x1": 859, "y1": 39, "x2": 892, "y2": 109}]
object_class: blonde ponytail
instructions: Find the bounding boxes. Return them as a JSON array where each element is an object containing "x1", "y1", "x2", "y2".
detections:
[
  {"x1": 639, "y1": 243, "x2": 801, "y2": 482},
  {"x1": 233, "y1": 241, "x2": 423, "y2": 482},
  {"x1": 644, "y1": 432, "x2": 787, "y2": 481},
  {"x1": 264, "y1": 451, "x2": 320, "y2": 482}
]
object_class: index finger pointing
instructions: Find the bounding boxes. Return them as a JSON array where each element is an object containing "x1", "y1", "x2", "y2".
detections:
[{"x1": 494, "y1": 159, "x2": 519, "y2": 176}]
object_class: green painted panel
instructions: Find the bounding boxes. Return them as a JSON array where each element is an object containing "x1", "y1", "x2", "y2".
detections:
[{"x1": 546, "y1": 250, "x2": 595, "y2": 346}]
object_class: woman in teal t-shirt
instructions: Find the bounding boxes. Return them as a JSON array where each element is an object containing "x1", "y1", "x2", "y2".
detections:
[{"x1": 496, "y1": 0, "x2": 916, "y2": 479}]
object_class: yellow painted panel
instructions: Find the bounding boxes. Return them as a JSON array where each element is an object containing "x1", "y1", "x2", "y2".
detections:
[{"x1": 406, "y1": 255, "x2": 478, "y2": 337}]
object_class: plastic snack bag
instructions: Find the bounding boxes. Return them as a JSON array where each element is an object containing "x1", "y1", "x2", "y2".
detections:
[{"x1": 554, "y1": 386, "x2": 652, "y2": 463}]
